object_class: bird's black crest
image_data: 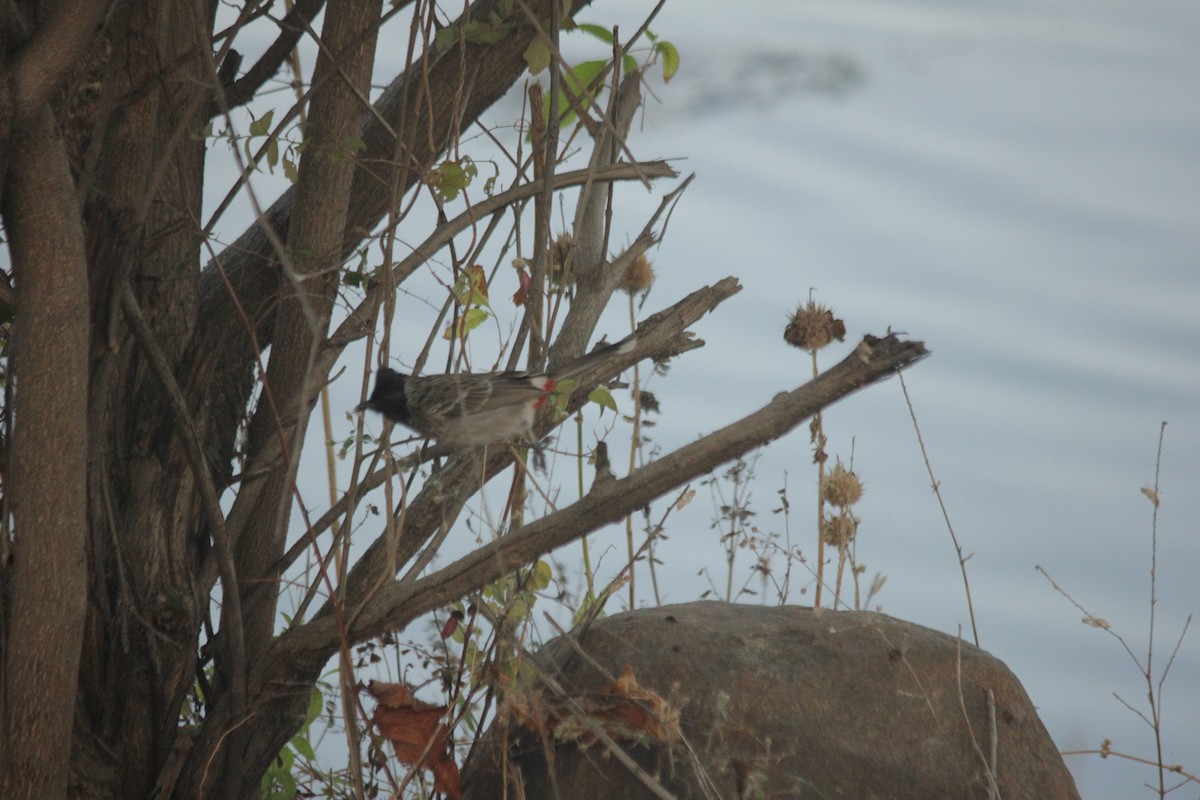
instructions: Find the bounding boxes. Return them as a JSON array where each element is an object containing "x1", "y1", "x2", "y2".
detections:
[{"x1": 358, "y1": 368, "x2": 411, "y2": 423}]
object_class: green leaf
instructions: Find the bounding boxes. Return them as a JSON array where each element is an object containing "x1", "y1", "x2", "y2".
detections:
[
  {"x1": 564, "y1": 59, "x2": 607, "y2": 97},
  {"x1": 425, "y1": 157, "x2": 478, "y2": 201},
  {"x1": 656, "y1": 41, "x2": 680, "y2": 82},
  {"x1": 266, "y1": 137, "x2": 279, "y2": 169},
  {"x1": 335, "y1": 135, "x2": 366, "y2": 162},
  {"x1": 276, "y1": 745, "x2": 295, "y2": 773},
  {"x1": 341, "y1": 266, "x2": 365, "y2": 288},
  {"x1": 248, "y1": 109, "x2": 274, "y2": 137},
  {"x1": 622, "y1": 53, "x2": 639, "y2": 76},
  {"x1": 548, "y1": 377, "x2": 579, "y2": 413},
  {"x1": 576, "y1": 23, "x2": 613, "y2": 44},
  {"x1": 290, "y1": 732, "x2": 317, "y2": 761},
  {"x1": 524, "y1": 36, "x2": 551, "y2": 75},
  {"x1": 588, "y1": 385, "x2": 617, "y2": 414},
  {"x1": 433, "y1": 24, "x2": 459, "y2": 53},
  {"x1": 573, "y1": 591, "x2": 607, "y2": 626},
  {"x1": 282, "y1": 155, "x2": 299, "y2": 183},
  {"x1": 462, "y1": 19, "x2": 506, "y2": 45},
  {"x1": 546, "y1": 59, "x2": 608, "y2": 130},
  {"x1": 305, "y1": 687, "x2": 323, "y2": 725},
  {"x1": 510, "y1": 592, "x2": 535, "y2": 621}
]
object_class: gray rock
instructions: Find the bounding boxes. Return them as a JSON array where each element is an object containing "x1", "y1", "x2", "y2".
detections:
[{"x1": 462, "y1": 601, "x2": 1079, "y2": 800}]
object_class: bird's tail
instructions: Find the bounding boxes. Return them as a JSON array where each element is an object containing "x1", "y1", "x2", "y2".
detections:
[{"x1": 554, "y1": 335, "x2": 638, "y2": 381}]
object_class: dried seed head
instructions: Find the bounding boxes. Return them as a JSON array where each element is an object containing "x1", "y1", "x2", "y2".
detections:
[
  {"x1": 548, "y1": 233, "x2": 575, "y2": 285},
  {"x1": 1140, "y1": 485, "x2": 1160, "y2": 507},
  {"x1": 618, "y1": 251, "x2": 655, "y2": 295},
  {"x1": 784, "y1": 299, "x2": 846, "y2": 351},
  {"x1": 822, "y1": 511, "x2": 860, "y2": 547},
  {"x1": 822, "y1": 462, "x2": 864, "y2": 507}
]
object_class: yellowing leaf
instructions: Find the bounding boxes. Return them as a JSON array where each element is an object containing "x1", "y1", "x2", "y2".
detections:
[
  {"x1": 528, "y1": 560, "x2": 553, "y2": 591},
  {"x1": 452, "y1": 265, "x2": 490, "y2": 307},
  {"x1": 441, "y1": 307, "x2": 489, "y2": 341},
  {"x1": 656, "y1": 41, "x2": 680, "y2": 82}
]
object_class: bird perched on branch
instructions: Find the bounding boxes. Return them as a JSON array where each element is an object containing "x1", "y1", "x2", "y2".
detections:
[{"x1": 356, "y1": 337, "x2": 637, "y2": 447}]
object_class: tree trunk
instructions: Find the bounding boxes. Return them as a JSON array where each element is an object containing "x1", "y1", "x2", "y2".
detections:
[
  {"x1": 0, "y1": 104, "x2": 90, "y2": 800},
  {"x1": 71, "y1": 2, "x2": 212, "y2": 796}
]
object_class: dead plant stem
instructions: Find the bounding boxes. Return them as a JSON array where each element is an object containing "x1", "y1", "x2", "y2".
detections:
[{"x1": 899, "y1": 370, "x2": 978, "y2": 645}]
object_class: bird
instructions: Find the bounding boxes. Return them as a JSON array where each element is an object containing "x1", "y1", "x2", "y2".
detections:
[{"x1": 356, "y1": 337, "x2": 637, "y2": 447}]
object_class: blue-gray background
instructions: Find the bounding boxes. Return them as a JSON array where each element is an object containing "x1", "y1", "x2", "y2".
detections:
[
  {"x1": 597, "y1": 2, "x2": 1200, "y2": 796},
  {"x1": 202, "y1": 1, "x2": 1200, "y2": 796}
]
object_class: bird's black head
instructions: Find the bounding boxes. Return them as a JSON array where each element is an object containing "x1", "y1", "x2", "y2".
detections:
[{"x1": 356, "y1": 368, "x2": 410, "y2": 423}]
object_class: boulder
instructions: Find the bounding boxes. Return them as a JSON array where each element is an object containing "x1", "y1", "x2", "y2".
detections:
[{"x1": 462, "y1": 601, "x2": 1078, "y2": 799}]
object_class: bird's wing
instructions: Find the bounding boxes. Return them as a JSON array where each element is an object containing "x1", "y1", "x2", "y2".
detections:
[{"x1": 409, "y1": 372, "x2": 544, "y2": 420}]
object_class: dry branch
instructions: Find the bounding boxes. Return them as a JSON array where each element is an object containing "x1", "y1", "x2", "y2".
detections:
[
  {"x1": 291, "y1": 277, "x2": 744, "y2": 622},
  {"x1": 270, "y1": 332, "x2": 929, "y2": 668}
]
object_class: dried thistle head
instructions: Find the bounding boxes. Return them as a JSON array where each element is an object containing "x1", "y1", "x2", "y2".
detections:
[
  {"x1": 822, "y1": 511, "x2": 859, "y2": 547},
  {"x1": 822, "y1": 461, "x2": 864, "y2": 507},
  {"x1": 548, "y1": 233, "x2": 575, "y2": 286},
  {"x1": 618, "y1": 251, "x2": 655, "y2": 295},
  {"x1": 784, "y1": 299, "x2": 846, "y2": 352}
]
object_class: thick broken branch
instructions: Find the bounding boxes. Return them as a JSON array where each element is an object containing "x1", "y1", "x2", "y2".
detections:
[
  {"x1": 269, "y1": 332, "x2": 929, "y2": 667},
  {"x1": 279, "y1": 277, "x2": 744, "y2": 623}
]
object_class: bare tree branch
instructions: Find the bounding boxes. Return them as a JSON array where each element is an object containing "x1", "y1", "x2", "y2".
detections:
[
  {"x1": 553, "y1": 73, "x2": 649, "y2": 364},
  {"x1": 270, "y1": 332, "x2": 930, "y2": 666},
  {"x1": 217, "y1": 0, "x2": 331, "y2": 112},
  {"x1": 191, "y1": 0, "x2": 600, "y2": 463},
  {"x1": 6, "y1": 0, "x2": 106, "y2": 121},
  {"x1": 206, "y1": 1, "x2": 384, "y2": 794},
  {"x1": 275, "y1": 294, "x2": 704, "y2": 580},
  {"x1": 305, "y1": 277, "x2": 744, "y2": 624},
  {"x1": 322, "y1": 160, "x2": 678, "y2": 358}
]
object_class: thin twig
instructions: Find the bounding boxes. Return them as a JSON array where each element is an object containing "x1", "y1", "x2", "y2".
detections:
[
  {"x1": 1039, "y1": 422, "x2": 1196, "y2": 798},
  {"x1": 1146, "y1": 420, "x2": 1166, "y2": 796},
  {"x1": 954, "y1": 631, "x2": 1002, "y2": 800},
  {"x1": 987, "y1": 688, "x2": 999, "y2": 800},
  {"x1": 1060, "y1": 749, "x2": 1200, "y2": 785},
  {"x1": 899, "y1": 369, "x2": 978, "y2": 645}
]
